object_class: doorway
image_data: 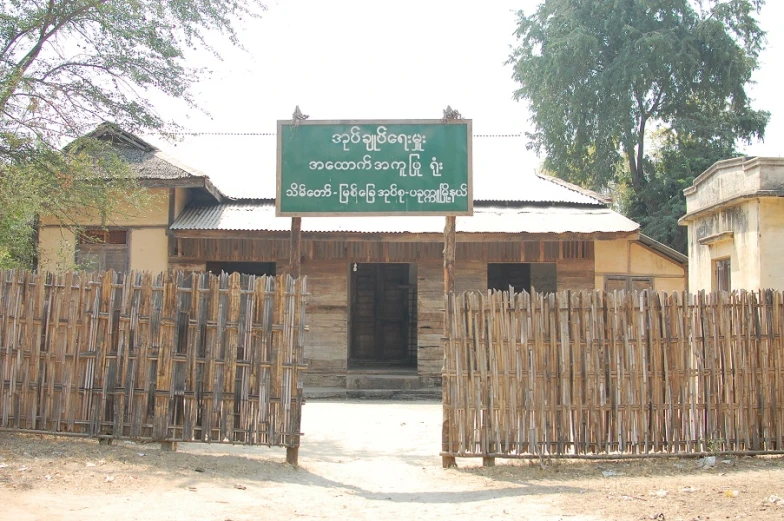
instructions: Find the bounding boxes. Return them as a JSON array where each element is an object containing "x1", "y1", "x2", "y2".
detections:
[{"x1": 349, "y1": 263, "x2": 417, "y2": 368}]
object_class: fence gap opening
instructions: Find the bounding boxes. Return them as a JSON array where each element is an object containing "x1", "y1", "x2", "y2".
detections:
[{"x1": 348, "y1": 262, "x2": 417, "y2": 369}]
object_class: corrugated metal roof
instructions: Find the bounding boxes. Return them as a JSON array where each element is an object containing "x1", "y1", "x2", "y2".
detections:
[{"x1": 171, "y1": 202, "x2": 639, "y2": 235}]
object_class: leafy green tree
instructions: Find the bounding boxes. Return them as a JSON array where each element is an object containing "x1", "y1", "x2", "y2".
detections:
[
  {"x1": 509, "y1": 0, "x2": 769, "y2": 250},
  {"x1": 0, "y1": 0, "x2": 265, "y2": 268},
  {"x1": 617, "y1": 128, "x2": 736, "y2": 253}
]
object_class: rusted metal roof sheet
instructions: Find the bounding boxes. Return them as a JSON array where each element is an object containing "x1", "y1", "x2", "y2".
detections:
[{"x1": 171, "y1": 202, "x2": 639, "y2": 235}]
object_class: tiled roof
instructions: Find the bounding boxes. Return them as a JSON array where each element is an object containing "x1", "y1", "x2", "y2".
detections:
[{"x1": 171, "y1": 201, "x2": 639, "y2": 235}]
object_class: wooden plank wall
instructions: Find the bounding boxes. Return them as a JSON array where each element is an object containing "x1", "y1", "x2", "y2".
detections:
[
  {"x1": 297, "y1": 260, "x2": 349, "y2": 387},
  {"x1": 417, "y1": 261, "x2": 487, "y2": 381},
  {"x1": 0, "y1": 270, "x2": 307, "y2": 448},
  {"x1": 175, "y1": 238, "x2": 595, "y2": 264},
  {"x1": 443, "y1": 289, "x2": 784, "y2": 458}
]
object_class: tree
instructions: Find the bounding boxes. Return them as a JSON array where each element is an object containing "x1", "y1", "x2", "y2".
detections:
[
  {"x1": 0, "y1": 0, "x2": 266, "y2": 267},
  {"x1": 508, "y1": 0, "x2": 769, "y2": 250}
]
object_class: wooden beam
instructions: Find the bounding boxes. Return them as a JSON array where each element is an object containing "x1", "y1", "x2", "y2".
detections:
[
  {"x1": 287, "y1": 215, "x2": 302, "y2": 467},
  {"x1": 444, "y1": 216, "x2": 456, "y2": 293},
  {"x1": 442, "y1": 215, "x2": 457, "y2": 469},
  {"x1": 289, "y1": 217, "x2": 302, "y2": 279},
  {"x1": 170, "y1": 229, "x2": 639, "y2": 242}
]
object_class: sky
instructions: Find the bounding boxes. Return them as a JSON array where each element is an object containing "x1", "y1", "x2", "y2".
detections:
[{"x1": 144, "y1": 0, "x2": 784, "y2": 199}]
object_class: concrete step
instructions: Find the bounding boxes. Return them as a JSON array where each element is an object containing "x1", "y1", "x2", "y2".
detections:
[
  {"x1": 303, "y1": 387, "x2": 348, "y2": 400},
  {"x1": 346, "y1": 388, "x2": 441, "y2": 400},
  {"x1": 346, "y1": 372, "x2": 422, "y2": 390},
  {"x1": 303, "y1": 386, "x2": 441, "y2": 401}
]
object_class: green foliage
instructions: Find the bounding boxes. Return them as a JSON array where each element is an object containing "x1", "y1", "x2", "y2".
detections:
[
  {"x1": 509, "y1": 0, "x2": 769, "y2": 251},
  {"x1": 616, "y1": 128, "x2": 735, "y2": 253},
  {"x1": 0, "y1": 0, "x2": 266, "y2": 268}
]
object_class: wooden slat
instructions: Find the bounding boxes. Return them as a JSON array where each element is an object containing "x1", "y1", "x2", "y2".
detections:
[
  {"x1": 0, "y1": 269, "x2": 307, "y2": 450},
  {"x1": 442, "y1": 288, "x2": 784, "y2": 459}
]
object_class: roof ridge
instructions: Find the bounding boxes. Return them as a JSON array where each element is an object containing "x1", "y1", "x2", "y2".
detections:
[{"x1": 87, "y1": 122, "x2": 159, "y2": 152}]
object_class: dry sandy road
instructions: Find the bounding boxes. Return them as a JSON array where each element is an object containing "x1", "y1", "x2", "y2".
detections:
[{"x1": 2, "y1": 400, "x2": 782, "y2": 521}]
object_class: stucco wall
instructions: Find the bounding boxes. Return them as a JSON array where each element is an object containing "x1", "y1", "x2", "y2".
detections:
[
  {"x1": 38, "y1": 188, "x2": 169, "y2": 227},
  {"x1": 685, "y1": 158, "x2": 760, "y2": 215},
  {"x1": 174, "y1": 188, "x2": 190, "y2": 218},
  {"x1": 594, "y1": 238, "x2": 686, "y2": 292},
  {"x1": 37, "y1": 188, "x2": 171, "y2": 273},
  {"x1": 129, "y1": 228, "x2": 169, "y2": 273},
  {"x1": 682, "y1": 157, "x2": 784, "y2": 292},
  {"x1": 37, "y1": 227, "x2": 77, "y2": 272},
  {"x1": 686, "y1": 200, "x2": 760, "y2": 291},
  {"x1": 759, "y1": 198, "x2": 784, "y2": 289}
]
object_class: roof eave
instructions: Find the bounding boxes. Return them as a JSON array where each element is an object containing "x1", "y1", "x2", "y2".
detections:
[
  {"x1": 169, "y1": 228, "x2": 640, "y2": 241},
  {"x1": 534, "y1": 173, "x2": 612, "y2": 205},
  {"x1": 638, "y1": 234, "x2": 688, "y2": 265}
]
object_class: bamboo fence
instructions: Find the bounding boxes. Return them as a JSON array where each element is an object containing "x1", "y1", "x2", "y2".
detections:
[
  {"x1": 0, "y1": 270, "x2": 308, "y2": 449},
  {"x1": 442, "y1": 289, "x2": 784, "y2": 459}
]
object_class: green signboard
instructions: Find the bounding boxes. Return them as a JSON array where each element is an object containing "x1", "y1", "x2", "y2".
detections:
[{"x1": 276, "y1": 119, "x2": 472, "y2": 216}]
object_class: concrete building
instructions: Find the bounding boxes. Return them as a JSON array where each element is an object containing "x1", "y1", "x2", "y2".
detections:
[{"x1": 680, "y1": 156, "x2": 784, "y2": 292}]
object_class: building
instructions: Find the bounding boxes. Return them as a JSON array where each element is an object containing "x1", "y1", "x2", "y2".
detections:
[
  {"x1": 38, "y1": 124, "x2": 687, "y2": 393},
  {"x1": 680, "y1": 156, "x2": 784, "y2": 292}
]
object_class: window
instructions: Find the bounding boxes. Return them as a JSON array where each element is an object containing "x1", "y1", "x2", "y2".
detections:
[
  {"x1": 487, "y1": 263, "x2": 557, "y2": 293},
  {"x1": 75, "y1": 229, "x2": 128, "y2": 273},
  {"x1": 714, "y1": 258, "x2": 731, "y2": 292},
  {"x1": 605, "y1": 276, "x2": 654, "y2": 292}
]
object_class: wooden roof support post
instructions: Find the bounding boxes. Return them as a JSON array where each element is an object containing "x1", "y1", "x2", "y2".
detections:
[
  {"x1": 287, "y1": 215, "x2": 302, "y2": 466},
  {"x1": 442, "y1": 215, "x2": 457, "y2": 469},
  {"x1": 286, "y1": 105, "x2": 307, "y2": 466},
  {"x1": 289, "y1": 217, "x2": 302, "y2": 279}
]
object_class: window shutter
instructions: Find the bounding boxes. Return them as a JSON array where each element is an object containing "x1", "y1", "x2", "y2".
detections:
[{"x1": 103, "y1": 245, "x2": 128, "y2": 273}]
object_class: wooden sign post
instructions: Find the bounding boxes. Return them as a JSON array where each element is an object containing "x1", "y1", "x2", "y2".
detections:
[
  {"x1": 276, "y1": 109, "x2": 472, "y2": 468},
  {"x1": 289, "y1": 216, "x2": 302, "y2": 279},
  {"x1": 442, "y1": 215, "x2": 457, "y2": 469},
  {"x1": 286, "y1": 215, "x2": 302, "y2": 465}
]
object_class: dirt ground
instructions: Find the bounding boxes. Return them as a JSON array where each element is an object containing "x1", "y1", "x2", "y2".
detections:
[{"x1": 1, "y1": 400, "x2": 783, "y2": 521}]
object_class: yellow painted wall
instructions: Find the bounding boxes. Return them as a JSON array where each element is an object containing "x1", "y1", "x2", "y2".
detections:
[
  {"x1": 129, "y1": 228, "x2": 169, "y2": 273},
  {"x1": 37, "y1": 227, "x2": 77, "y2": 272},
  {"x1": 37, "y1": 187, "x2": 171, "y2": 273},
  {"x1": 629, "y1": 243, "x2": 683, "y2": 276},
  {"x1": 38, "y1": 188, "x2": 169, "y2": 227},
  {"x1": 595, "y1": 238, "x2": 686, "y2": 292},
  {"x1": 595, "y1": 238, "x2": 628, "y2": 273},
  {"x1": 174, "y1": 188, "x2": 190, "y2": 218},
  {"x1": 687, "y1": 200, "x2": 760, "y2": 291},
  {"x1": 759, "y1": 198, "x2": 784, "y2": 289}
]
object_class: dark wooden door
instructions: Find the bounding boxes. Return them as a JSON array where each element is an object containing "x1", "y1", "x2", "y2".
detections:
[{"x1": 350, "y1": 263, "x2": 412, "y2": 366}]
